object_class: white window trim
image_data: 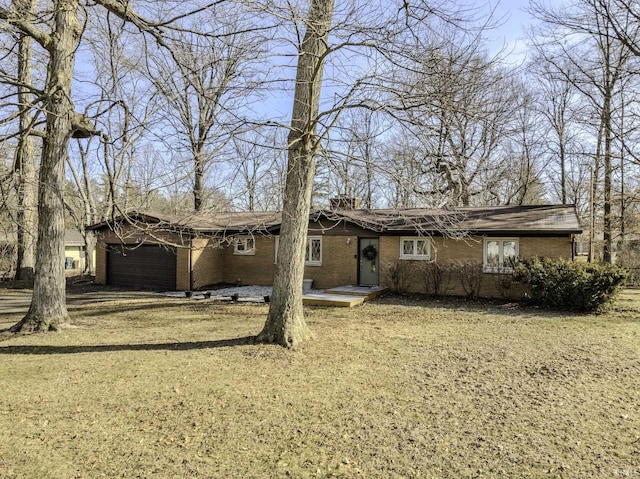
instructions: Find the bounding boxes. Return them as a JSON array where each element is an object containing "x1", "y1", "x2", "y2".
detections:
[
  {"x1": 575, "y1": 241, "x2": 589, "y2": 256},
  {"x1": 233, "y1": 235, "x2": 255, "y2": 255},
  {"x1": 483, "y1": 238, "x2": 519, "y2": 273},
  {"x1": 274, "y1": 236, "x2": 322, "y2": 266},
  {"x1": 305, "y1": 236, "x2": 322, "y2": 266},
  {"x1": 399, "y1": 237, "x2": 431, "y2": 261}
]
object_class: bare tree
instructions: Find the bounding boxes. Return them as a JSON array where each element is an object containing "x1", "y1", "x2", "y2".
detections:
[
  {"x1": 325, "y1": 109, "x2": 387, "y2": 208},
  {"x1": 0, "y1": 0, "x2": 84, "y2": 331},
  {"x1": 12, "y1": 0, "x2": 38, "y2": 282},
  {"x1": 380, "y1": 132, "x2": 430, "y2": 208},
  {"x1": 257, "y1": 0, "x2": 335, "y2": 347},
  {"x1": 0, "y1": 0, "x2": 233, "y2": 333},
  {"x1": 256, "y1": 0, "x2": 478, "y2": 346},
  {"x1": 529, "y1": 0, "x2": 639, "y2": 263},
  {"x1": 148, "y1": 6, "x2": 266, "y2": 212},
  {"x1": 596, "y1": 0, "x2": 640, "y2": 55},
  {"x1": 492, "y1": 83, "x2": 547, "y2": 205},
  {"x1": 595, "y1": 0, "x2": 640, "y2": 249},
  {"x1": 391, "y1": 37, "x2": 522, "y2": 207},
  {"x1": 65, "y1": 138, "x2": 99, "y2": 275},
  {"x1": 529, "y1": 56, "x2": 583, "y2": 205},
  {"x1": 229, "y1": 127, "x2": 286, "y2": 211}
]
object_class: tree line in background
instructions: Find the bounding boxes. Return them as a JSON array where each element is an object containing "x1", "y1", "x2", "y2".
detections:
[{"x1": 1, "y1": 0, "x2": 640, "y2": 343}]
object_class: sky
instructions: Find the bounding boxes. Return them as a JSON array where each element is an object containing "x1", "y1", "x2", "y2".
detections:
[
  {"x1": 263, "y1": 0, "x2": 538, "y2": 119},
  {"x1": 490, "y1": 0, "x2": 535, "y2": 64}
]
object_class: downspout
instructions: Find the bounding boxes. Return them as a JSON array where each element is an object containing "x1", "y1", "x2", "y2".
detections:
[{"x1": 189, "y1": 237, "x2": 194, "y2": 291}]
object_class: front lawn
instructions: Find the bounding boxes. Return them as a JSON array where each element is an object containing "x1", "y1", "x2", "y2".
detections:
[{"x1": 1, "y1": 292, "x2": 639, "y2": 478}]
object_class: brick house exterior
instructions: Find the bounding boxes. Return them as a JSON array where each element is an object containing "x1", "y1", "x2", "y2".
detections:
[{"x1": 90, "y1": 205, "x2": 582, "y2": 298}]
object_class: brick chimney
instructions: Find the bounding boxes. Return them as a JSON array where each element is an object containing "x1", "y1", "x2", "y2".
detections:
[{"x1": 330, "y1": 196, "x2": 360, "y2": 209}]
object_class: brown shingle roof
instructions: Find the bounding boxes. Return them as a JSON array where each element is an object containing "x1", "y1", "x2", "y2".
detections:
[
  {"x1": 88, "y1": 210, "x2": 282, "y2": 235},
  {"x1": 328, "y1": 205, "x2": 582, "y2": 234},
  {"x1": 88, "y1": 205, "x2": 582, "y2": 236}
]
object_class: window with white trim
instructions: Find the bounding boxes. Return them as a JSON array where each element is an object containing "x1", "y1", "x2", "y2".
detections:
[
  {"x1": 273, "y1": 236, "x2": 322, "y2": 266},
  {"x1": 305, "y1": 236, "x2": 322, "y2": 266},
  {"x1": 233, "y1": 236, "x2": 255, "y2": 255},
  {"x1": 483, "y1": 238, "x2": 518, "y2": 272},
  {"x1": 399, "y1": 237, "x2": 431, "y2": 260},
  {"x1": 575, "y1": 241, "x2": 589, "y2": 256}
]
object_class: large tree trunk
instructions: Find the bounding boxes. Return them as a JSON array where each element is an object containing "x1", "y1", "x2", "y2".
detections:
[
  {"x1": 257, "y1": 0, "x2": 335, "y2": 348},
  {"x1": 13, "y1": 0, "x2": 38, "y2": 283},
  {"x1": 9, "y1": 0, "x2": 78, "y2": 333}
]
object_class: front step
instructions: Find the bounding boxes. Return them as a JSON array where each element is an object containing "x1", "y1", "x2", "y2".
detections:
[
  {"x1": 325, "y1": 285, "x2": 387, "y2": 299},
  {"x1": 303, "y1": 285, "x2": 387, "y2": 308}
]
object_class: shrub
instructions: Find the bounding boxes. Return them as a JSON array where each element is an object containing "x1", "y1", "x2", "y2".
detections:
[
  {"x1": 417, "y1": 261, "x2": 453, "y2": 296},
  {"x1": 515, "y1": 257, "x2": 627, "y2": 312},
  {"x1": 383, "y1": 260, "x2": 415, "y2": 293},
  {"x1": 453, "y1": 261, "x2": 483, "y2": 299},
  {"x1": 616, "y1": 240, "x2": 640, "y2": 287},
  {"x1": 492, "y1": 272, "x2": 515, "y2": 300}
]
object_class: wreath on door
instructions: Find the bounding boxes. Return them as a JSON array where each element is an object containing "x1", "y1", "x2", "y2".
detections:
[{"x1": 362, "y1": 244, "x2": 378, "y2": 261}]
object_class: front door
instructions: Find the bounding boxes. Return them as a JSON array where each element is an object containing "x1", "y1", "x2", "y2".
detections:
[{"x1": 359, "y1": 238, "x2": 379, "y2": 286}]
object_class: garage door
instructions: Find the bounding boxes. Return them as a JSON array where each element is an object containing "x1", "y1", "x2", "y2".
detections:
[{"x1": 107, "y1": 244, "x2": 177, "y2": 290}]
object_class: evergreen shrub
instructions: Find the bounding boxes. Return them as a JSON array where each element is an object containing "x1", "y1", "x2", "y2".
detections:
[{"x1": 515, "y1": 257, "x2": 627, "y2": 312}]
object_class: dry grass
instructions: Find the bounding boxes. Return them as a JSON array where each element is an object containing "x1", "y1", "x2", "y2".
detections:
[{"x1": 1, "y1": 291, "x2": 639, "y2": 478}]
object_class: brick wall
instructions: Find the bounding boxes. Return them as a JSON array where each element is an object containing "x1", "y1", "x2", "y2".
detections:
[
  {"x1": 519, "y1": 236, "x2": 573, "y2": 258},
  {"x1": 176, "y1": 248, "x2": 190, "y2": 291},
  {"x1": 95, "y1": 241, "x2": 107, "y2": 284},
  {"x1": 191, "y1": 238, "x2": 224, "y2": 289},
  {"x1": 219, "y1": 234, "x2": 359, "y2": 289},
  {"x1": 222, "y1": 236, "x2": 277, "y2": 286},
  {"x1": 378, "y1": 235, "x2": 574, "y2": 298},
  {"x1": 303, "y1": 235, "x2": 358, "y2": 289}
]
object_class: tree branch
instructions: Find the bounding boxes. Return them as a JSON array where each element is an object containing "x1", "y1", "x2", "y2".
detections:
[{"x1": 0, "y1": 6, "x2": 52, "y2": 51}]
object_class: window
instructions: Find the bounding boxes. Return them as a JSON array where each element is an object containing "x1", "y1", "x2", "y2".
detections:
[
  {"x1": 233, "y1": 236, "x2": 255, "y2": 255},
  {"x1": 273, "y1": 236, "x2": 322, "y2": 266},
  {"x1": 575, "y1": 241, "x2": 589, "y2": 256},
  {"x1": 484, "y1": 238, "x2": 518, "y2": 272},
  {"x1": 399, "y1": 237, "x2": 431, "y2": 260},
  {"x1": 306, "y1": 236, "x2": 322, "y2": 266}
]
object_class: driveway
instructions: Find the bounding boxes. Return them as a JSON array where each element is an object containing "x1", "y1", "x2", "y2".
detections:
[{"x1": 0, "y1": 289, "x2": 161, "y2": 316}]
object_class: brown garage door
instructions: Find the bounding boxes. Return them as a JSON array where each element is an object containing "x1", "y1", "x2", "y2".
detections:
[{"x1": 107, "y1": 244, "x2": 177, "y2": 291}]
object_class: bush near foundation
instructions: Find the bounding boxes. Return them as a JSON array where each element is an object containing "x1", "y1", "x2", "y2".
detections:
[
  {"x1": 454, "y1": 261, "x2": 483, "y2": 299},
  {"x1": 417, "y1": 261, "x2": 454, "y2": 296},
  {"x1": 384, "y1": 260, "x2": 415, "y2": 293},
  {"x1": 515, "y1": 257, "x2": 627, "y2": 312}
]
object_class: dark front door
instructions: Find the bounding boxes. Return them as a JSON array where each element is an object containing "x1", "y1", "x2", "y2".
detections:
[{"x1": 359, "y1": 238, "x2": 379, "y2": 286}]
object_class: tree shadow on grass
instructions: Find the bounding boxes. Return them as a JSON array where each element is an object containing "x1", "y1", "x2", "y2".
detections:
[
  {"x1": 0, "y1": 335, "x2": 256, "y2": 355},
  {"x1": 74, "y1": 301, "x2": 207, "y2": 317},
  {"x1": 72, "y1": 299, "x2": 263, "y2": 318}
]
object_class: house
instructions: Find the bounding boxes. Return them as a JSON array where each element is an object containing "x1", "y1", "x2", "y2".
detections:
[
  {"x1": 0, "y1": 229, "x2": 91, "y2": 279},
  {"x1": 88, "y1": 204, "x2": 582, "y2": 298},
  {"x1": 64, "y1": 229, "x2": 92, "y2": 274}
]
